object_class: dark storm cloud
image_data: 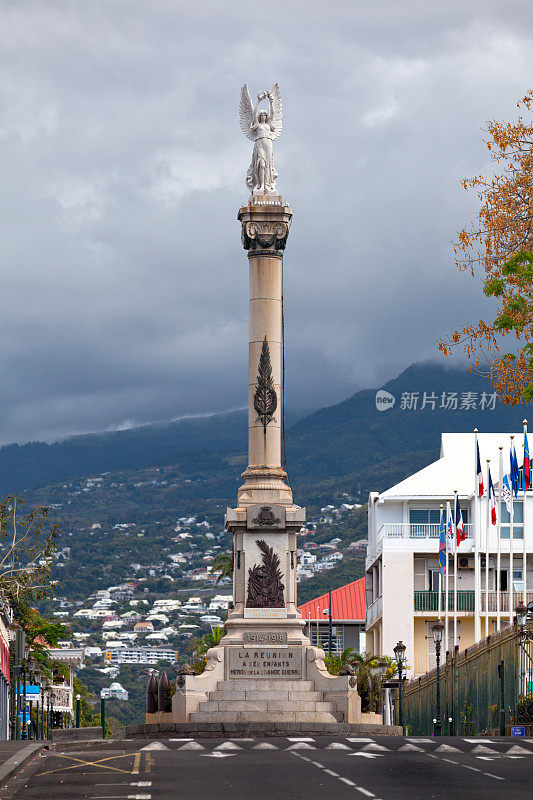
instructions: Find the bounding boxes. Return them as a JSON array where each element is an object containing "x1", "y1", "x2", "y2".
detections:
[{"x1": 1, "y1": 0, "x2": 533, "y2": 443}]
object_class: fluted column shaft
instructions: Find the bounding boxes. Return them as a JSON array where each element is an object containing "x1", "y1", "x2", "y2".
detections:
[{"x1": 237, "y1": 197, "x2": 293, "y2": 506}]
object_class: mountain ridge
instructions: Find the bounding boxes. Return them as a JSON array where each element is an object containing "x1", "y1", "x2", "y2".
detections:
[{"x1": 2, "y1": 360, "x2": 530, "y2": 497}]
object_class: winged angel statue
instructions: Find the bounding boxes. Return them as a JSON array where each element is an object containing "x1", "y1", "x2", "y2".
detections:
[{"x1": 239, "y1": 83, "x2": 282, "y2": 195}]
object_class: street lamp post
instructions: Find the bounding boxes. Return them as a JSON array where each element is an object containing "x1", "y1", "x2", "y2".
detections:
[
  {"x1": 322, "y1": 593, "x2": 334, "y2": 653},
  {"x1": 393, "y1": 641, "x2": 406, "y2": 732},
  {"x1": 432, "y1": 621, "x2": 445, "y2": 736}
]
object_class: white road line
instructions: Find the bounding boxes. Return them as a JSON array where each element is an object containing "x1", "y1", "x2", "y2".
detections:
[
  {"x1": 287, "y1": 737, "x2": 315, "y2": 742},
  {"x1": 290, "y1": 745, "x2": 376, "y2": 798},
  {"x1": 426, "y1": 753, "x2": 505, "y2": 781}
]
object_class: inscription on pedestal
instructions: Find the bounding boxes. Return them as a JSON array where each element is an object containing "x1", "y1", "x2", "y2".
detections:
[
  {"x1": 244, "y1": 608, "x2": 287, "y2": 618},
  {"x1": 243, "y1": 631, "x2": 287, "y2": 645},
  {"x1": 228, "y1": 647, "x2": 303, "y2": 679}
]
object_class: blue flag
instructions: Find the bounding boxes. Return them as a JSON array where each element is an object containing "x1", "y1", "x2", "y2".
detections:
[{"x1": 511, "y1": 443, "x2": 520, "y2": 498}]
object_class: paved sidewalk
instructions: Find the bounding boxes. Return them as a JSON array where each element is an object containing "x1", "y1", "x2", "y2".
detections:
[{"x1": 0, "y1": 741, "x2": 47, "y2": 788}]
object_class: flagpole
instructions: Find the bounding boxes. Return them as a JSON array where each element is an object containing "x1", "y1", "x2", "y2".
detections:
[
  {"x1": 509, "y1": 436, "x2": 515, "y2": 627},
  {"x1": 485, "y1": 459, "x2": 490, "y2": 637},
  {"x1": 497, "y1": 446, "x2": 503, "y2": 631},
  {"x1": 445, "y1": 500, "x2": 450, "y2": 657},
  {"x1": 454, "y1": 489, "x2": 458, "y2": 649},
  {"x1": 474, "y1": 430, "x2": 481, "y2": 642},
  {"x1": 438, "y1": 505, "x2": 443, "y2": 621},
  {"x1": 523, "y1": 419, "x2": 528, "y2": 605}
]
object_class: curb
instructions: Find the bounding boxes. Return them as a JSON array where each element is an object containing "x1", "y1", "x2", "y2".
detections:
[{"x1": 0, "y1": 743, "x2": 47, "y2": 786}]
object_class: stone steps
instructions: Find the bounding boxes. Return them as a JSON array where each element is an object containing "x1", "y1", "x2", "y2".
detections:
[
  {"x1": 195, "y1": 700, "x2": 336, "y2": 713},
  {"x1": 191, "y1": 677, "x2": 340, "y2": 724},
  {"x1": 208, "y1": 690, "x2": 324, "y2": 702},
  {"x1": 189, "y1": 710, "x2": 339, "y2": 723},
  {"x1": 216, "y1": 680, "x2": 315, "y2": 692}
]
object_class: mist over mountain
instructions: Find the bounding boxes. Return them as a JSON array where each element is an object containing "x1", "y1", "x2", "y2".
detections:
[{"x1": 1, "y1": 361, "x2": 529, "y2": 498}]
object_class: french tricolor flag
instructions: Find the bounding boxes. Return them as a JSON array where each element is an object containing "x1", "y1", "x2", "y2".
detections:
[
  {"x1": 488, "y1": 467, "x2": 497, "y2": 525},
  {"x1": 476, "y1": 440, "x2": 484, "y2": 497},
  {"x1": 455, "y1": 495, "x2": 465, "y2": 546}
]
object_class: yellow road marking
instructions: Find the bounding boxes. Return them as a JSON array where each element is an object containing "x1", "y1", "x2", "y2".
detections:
[
  {"x1": 132, "y1": 753, "x2": 141, "y2": 775},
  {"x1": 145, "y1": 754, "x2": 154, "y2": 774},
  {"x1": 40, "y1": 752, "x2": 142, "y2": 777}
]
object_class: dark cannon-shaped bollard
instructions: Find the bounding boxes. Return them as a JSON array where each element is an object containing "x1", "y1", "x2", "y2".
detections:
[
  {"x1": 158, "y1": 671, "x2": 171, "y2": 713},
  {"x1": 146, "y1": 672, "x2": 159, "y2": 714}
]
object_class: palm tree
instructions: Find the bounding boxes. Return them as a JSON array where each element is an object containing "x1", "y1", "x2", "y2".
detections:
[
  {"x1": 212, "y1": 552, "x2": 233, "y2": 584},
  {"x1": 352, "y1": 651, "x2": 380, "y2": 712},
  {"x1": 190, "y1": 625, "x2": 226, "y2": 673},
  {"x1": 324, "y1": 646, "x2": 356, "y2": 676}
]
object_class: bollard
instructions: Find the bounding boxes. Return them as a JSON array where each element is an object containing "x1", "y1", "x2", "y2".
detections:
[
  {"x1": 75, "y1": 694, "x2": 81, "y2": 728},
  {"x1": 146, "y1": 673, "x2": 159, "y2": 714},
  {"x1": 100, "y1": 698, "x2": 106, "y2": 739},
  {"x1": 158, "y1": 672, "x2": 171, "y2": 713}
]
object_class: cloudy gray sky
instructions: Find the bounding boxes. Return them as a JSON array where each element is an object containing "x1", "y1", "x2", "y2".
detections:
[{"x1": 1, "y1": 0, "x2": 532, "y2": 444}]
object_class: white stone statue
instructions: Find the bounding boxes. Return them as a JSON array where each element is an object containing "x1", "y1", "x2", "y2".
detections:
[{"x1": 239, "y1": 83, "x2": 282, "y2": 195}]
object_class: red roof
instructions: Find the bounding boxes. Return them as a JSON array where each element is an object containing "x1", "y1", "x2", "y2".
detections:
[{"x1": 297, "y1": 577, "x2": 365, "y2": 623}]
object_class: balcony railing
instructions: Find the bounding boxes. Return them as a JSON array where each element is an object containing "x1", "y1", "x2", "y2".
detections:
[
  {"x1": 414, "y1": 590, "x2": 475, "y2": 612},
  {"x1": 366, "y1": 596, "x2": 382, "y2": 626},
  {"x1": 380, "y1": 523, "x2": 474, "y2": 540},
  {"x1": 414, "y1": 590, "x2": 533, "y2": 613},
  {"x1": 480, "y1": 590, "x2": 533, "y2": 612}
]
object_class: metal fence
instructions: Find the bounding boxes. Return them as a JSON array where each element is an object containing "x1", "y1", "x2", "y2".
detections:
[{"x1": 399, "y1": 621, "x2": 533, "y2": 735}]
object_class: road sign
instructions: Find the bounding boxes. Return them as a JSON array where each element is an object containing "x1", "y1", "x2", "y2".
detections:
[
  {"x1": 18, "y1": 685, "x2": 40, "y2": 696},
  {"x1": 510, "y1": 726, "x2": 526, "y2": 737}
]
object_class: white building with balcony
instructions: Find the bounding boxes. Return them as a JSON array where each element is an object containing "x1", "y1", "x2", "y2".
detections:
[{"x1": 366, "y1": 432, "x2": 533, "y2": 677}]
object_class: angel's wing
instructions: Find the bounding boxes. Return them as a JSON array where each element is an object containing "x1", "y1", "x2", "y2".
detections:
[
  {"x1": 270, "y1": 83, "x2": 282, "y2": 140},
  {"x1": 239, "y1": 84, "x2": 254, "y2": 141}
]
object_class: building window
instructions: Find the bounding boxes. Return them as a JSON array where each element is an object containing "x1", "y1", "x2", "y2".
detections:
[
  {"x1": 500, "y1": 502, "x2": 524, "y2": 539},
  {"x1": 499, "y1": 569, "x2": 523, "y2": 591},
  {"x1": 307, "y1": 624, "x2": 344, "y2": 654}
]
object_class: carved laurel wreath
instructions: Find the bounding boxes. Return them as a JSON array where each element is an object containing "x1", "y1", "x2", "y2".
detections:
[{"x1": 254, "y1": 336, "x2": 277, "y2": 430}]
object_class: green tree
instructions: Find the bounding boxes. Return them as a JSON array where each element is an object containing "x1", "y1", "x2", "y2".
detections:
[
  {"x1": 212, "y1": 552, "x2": 233, "y2": 584},
  {"x1": 190, "y1": 625, "x2": 225, "y2": 673},
  {"x1": 352, "y1": 652, "x2": 380, "y2": 713},
  {"x1": 323, "y1": 646, "x2": 356, "y2": 676}
]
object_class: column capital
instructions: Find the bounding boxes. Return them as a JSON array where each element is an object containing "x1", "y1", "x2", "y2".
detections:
[{"x1": 238, "y1": 197, "x2": 292, "y2": 257}]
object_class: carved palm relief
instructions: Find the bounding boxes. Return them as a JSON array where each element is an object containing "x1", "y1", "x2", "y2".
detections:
[
  {"x1": 253, "y1": 336, "x2": 277, "y2": 430},
  {"x1": 246, "y1": 539, "x2": 285, "y2": 608}
]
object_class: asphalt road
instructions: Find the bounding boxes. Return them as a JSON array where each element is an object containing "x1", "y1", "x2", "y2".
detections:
[{"x1": 2, "y1": 736, "x2": 532, "y2": 800}]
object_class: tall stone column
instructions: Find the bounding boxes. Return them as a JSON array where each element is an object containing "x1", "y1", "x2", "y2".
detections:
[
  {"x1": 237, "y1": 196, "x2": 293, "y2": 507},
  {"x1": 225, "y1": 195, "x2": 306, "y2": 644}
]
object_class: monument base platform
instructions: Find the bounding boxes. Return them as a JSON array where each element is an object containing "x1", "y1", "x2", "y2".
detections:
[
  {"x1": 163, "y1": 645, "x2": 365, "y2": 725},
  {"x1": 131, "y1": 720, "x2": 402, "y2": 737}
]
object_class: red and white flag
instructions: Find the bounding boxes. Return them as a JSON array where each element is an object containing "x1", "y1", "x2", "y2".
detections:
[
  {"x1": 488, "y1": 468, "x2": 497, "y2": 525},
  {"x1": 476, "y1": 440, "x2": 484, "y2": 497}
]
